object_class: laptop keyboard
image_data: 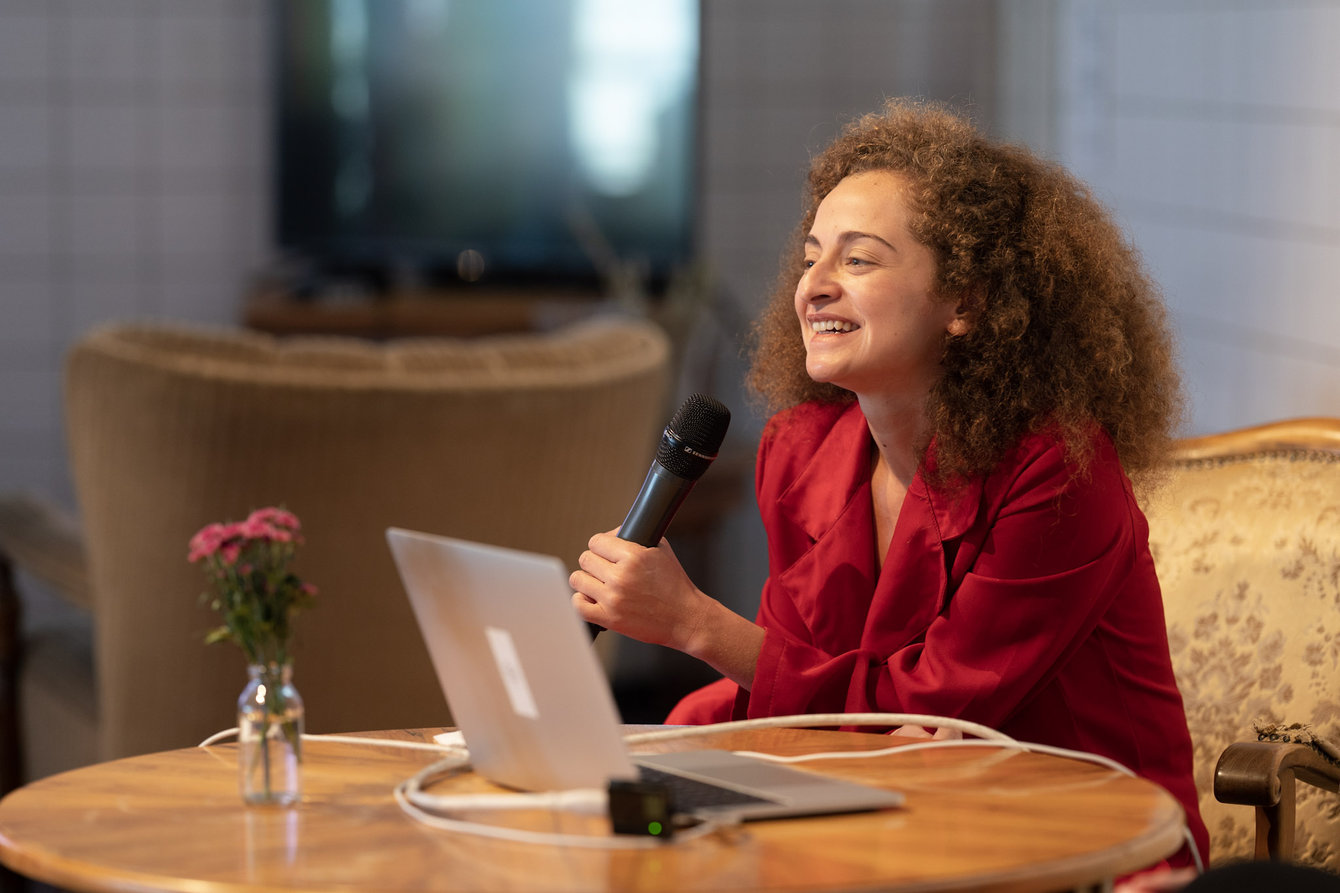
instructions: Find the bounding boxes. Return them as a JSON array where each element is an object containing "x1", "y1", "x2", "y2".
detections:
[{"x1": 636, "y1": 764, "x2": 777, "y2": 812}]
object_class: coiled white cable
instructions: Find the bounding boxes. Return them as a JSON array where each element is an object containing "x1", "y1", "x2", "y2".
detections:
[
  {"x1": 392, "y1": 754, "x2": 732, "y2": 848},
  {"x1": 199, "y1": 714, "x2": 1203, "y2": 870},
  {"x1": 393, "y1": 713, "x2": 1009, "y2": 848}
]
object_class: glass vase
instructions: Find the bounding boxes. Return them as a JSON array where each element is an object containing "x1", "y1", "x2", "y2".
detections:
[{"x1": 237, "y1": 662, "x2": 304, "y2": 806}]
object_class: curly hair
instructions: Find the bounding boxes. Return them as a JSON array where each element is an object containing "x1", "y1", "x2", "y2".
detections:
[{"x1": 748, "y1": 98, "x2": 1183, "y2": 481}]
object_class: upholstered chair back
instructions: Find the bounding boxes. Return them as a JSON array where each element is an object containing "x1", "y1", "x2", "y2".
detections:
[
  {"x1": 59, "y1": 316, "x2": 671, "y2": 763},
  {"x1": 1143, "y1": 419, "x2": 1340, "y2": 869}
]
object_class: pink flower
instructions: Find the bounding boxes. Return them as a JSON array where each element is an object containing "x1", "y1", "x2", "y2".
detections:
[
  {"x1": 236, "y1": 508, "x2": 303, "y2": 545},
  {"x1": 248, "y1": 507, "x2": 301, "y2": 532},
  {"x1": 189, "y1": 506, "x2": 307, "y2": 563},
  {"x1": 238, "y1": 517, "x2": 284, "y2": 541},
  {"x1": 189, "y1": 505, "x2": 316, "y2": 669},
  {"x1": 188, "y1": 522, "x2": 233, "y2": 562},
  {"x1": 219, "y1": 541, "x2": 243, "y2": 565}
]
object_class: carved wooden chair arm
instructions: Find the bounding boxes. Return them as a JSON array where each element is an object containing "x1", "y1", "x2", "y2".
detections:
[{"x1": 1215, "y1": 740, "x2": 1340, "y2": 861}]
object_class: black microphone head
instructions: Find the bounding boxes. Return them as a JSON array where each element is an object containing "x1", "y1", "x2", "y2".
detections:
[{"x1": 656, "y1": 393, "x2": 731, "y2": 480}]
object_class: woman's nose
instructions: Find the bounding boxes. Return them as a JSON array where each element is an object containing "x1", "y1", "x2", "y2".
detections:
[{"x1": 797, "y1": 257, "x2": 836, "y2": 304}]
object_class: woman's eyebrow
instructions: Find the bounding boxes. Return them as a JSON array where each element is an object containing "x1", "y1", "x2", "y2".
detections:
[
  {"x1": 804, "y1": 230, "x2": 897, "y2": 251},
  {"x1": 844, "y1": 230, "x2": 897, "y2": 251}
]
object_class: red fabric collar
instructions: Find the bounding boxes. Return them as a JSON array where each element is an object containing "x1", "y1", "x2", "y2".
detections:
[{"x1": 773, "y1": 401, "x2": 984, "y2": 548}]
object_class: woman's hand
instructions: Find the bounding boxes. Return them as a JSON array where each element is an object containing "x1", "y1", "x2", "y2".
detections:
[
  {"x1": 570, "y1": 530, "x2": 765, "y2": 688},
  {"x1": 570, "y1": 531, "x2": 708, "y2": 652}
]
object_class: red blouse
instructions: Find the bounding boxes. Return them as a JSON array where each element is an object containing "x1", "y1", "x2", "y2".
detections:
[{"x1": 666, "y1": 400, "x2": 1209, "y2": 869}]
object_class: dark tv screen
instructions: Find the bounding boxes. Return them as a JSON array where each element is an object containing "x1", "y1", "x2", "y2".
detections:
[{"x1": 274, "y1": 0, "x2": 700, "y2": 290}]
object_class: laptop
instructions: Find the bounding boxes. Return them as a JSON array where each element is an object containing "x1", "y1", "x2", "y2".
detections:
[{"x1": 385, "y1": 527, "x2": 904, "y2": 824}]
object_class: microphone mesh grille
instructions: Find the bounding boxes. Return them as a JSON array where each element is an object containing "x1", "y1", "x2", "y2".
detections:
[
  {"x1": 670, "y1": 393, "x2": 731, "y2": 454},
  {"x1": 656, "y1": 393, "x2": 731, "y2": 480}
]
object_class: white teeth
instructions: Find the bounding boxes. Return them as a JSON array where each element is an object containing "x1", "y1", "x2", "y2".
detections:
[{"x1": 811, "y1": 319, "x2": 855, "y2": 333}]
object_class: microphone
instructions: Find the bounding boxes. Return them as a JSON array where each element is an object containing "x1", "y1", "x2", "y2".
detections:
[
  {"x1": 587, "y1": 393, "x2": 731, "y2": 637},
  {"x1": 619, "y1": 393, "x2": 731, "y2": 546}
]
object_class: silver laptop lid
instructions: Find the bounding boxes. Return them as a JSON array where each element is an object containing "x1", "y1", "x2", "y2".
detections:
[{"x1": 386, "y1": 527, "x2": 638, "y2": 792}]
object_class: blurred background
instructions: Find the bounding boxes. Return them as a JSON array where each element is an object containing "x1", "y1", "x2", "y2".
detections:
[{"x1": 2, "y1": 0, "x2": 1338, "y2": 713}]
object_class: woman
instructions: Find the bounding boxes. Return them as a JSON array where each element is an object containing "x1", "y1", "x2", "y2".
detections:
[{"x1": 570, "y1": 99, "x2": 1209, "y2": 873}]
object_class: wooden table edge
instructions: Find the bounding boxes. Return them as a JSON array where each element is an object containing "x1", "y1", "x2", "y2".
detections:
[{"x1": 0, "y1": 729, "x2": 1191, "y2": 893}]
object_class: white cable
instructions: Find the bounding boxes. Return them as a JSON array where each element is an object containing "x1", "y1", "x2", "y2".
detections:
[
  {"x1": 734, "y1": 735, "x2": 1126, "y2": 771},
  {"x1": 622, "y1": 712, "x2": 1015, "y2": 746},
  {"x1": 394, "y1": 753, "x2": 732, "y2": 848},
  {"x1": 392, "y1": 782, "x2": 729, "y2": 848},
  {"x1": 1182, "y1": 826, "x2": 1205, "y2": 875},
  {"x1": 198, "y1": 728, "x2": 463, "y2": 755},
  {"x1": 301, "y1": 733, "x2": 463, "y2": 754},
  {"x1": 406, "y1": 787, "x2": 608, "y2": 815},
  {"x1": 398, "y1": 755, "x2": 603, "y2": 815},
  {"x1": 391, "y1": 745, "x2": 734, "y2": 847},
  {"x1": 734, "y1": 735, "x2": 1204, "y2": 875},
  {"x1": 198, "y1": 727, "x2": 240, "y2": 748}
]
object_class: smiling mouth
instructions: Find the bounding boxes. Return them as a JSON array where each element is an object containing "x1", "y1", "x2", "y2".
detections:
[{"x1": 810, "y1": 319, "x2": 857, "y2": 334}]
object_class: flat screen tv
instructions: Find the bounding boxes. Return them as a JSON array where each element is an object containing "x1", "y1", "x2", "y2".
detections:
[{"x1": 273, "y1": 0, "x2": 700, "y2": 293}]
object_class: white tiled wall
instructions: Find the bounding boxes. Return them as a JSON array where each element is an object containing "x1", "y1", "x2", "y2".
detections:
[
  {"x1": 0, "y1": 0, "x2": 270, "y2": 506},
  {"x1": 1054, "y1": 0, "x2": 1340, "y2": 435}
]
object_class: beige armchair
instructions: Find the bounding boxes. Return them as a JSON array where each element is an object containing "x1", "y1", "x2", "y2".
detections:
[
  {"x1": 1144, "y1": 418, "x2": 1340, "y2": 870},
  {"x1": 0, "y1": 314, "x2": 671, "y2": 787}
]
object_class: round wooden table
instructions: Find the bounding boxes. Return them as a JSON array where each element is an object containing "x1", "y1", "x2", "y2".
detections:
[{"x1": 0, "y1": 727, "x2": 1186, "y2": 892}]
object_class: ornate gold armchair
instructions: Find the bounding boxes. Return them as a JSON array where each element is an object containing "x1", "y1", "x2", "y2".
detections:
[
  {"x1": 1145, "y1": 418, "x2": 1340, "y2": 869},
  {"x1": 0, "y1": 315, "x2": 671, "y2": 788}
]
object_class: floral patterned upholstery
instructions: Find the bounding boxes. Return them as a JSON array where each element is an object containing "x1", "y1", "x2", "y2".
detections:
[{"x1": 1143, "y1": 418, "x2": 1340, "y2": 870}]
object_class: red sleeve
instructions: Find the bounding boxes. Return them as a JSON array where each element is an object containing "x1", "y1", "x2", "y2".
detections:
[{"x1": 663, "y1": 676, "x2": 739, "y2": 725}]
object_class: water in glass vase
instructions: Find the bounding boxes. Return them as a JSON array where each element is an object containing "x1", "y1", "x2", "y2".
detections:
[{"x1": 237, "y1": 663, "x2": 304, "y2": 806}]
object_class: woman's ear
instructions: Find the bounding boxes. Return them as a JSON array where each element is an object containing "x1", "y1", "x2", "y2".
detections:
[
  {"x1": 948, "y1": 285, "x2": 991, "y2": 337},
  {"x1": 946, "y1": 293, "x2": 977, "y2": 337}
]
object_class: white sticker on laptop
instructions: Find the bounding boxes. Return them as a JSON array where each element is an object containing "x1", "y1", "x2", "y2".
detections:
[{"x1": 484, "y1": 626, "x2": 540, "y2": 719}]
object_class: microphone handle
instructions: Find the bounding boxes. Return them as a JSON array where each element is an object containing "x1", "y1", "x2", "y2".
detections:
[
  {"x1": 586, "y1": 463, "x2": 696, "y2": 639},
  {"x1": 618, "y1": 462, "x2": 696, "y2": 546}
]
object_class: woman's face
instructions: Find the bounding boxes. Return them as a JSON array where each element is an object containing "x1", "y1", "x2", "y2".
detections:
[{"x1": 794, "y1": 169, "x2": 967, "y2": 401}]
